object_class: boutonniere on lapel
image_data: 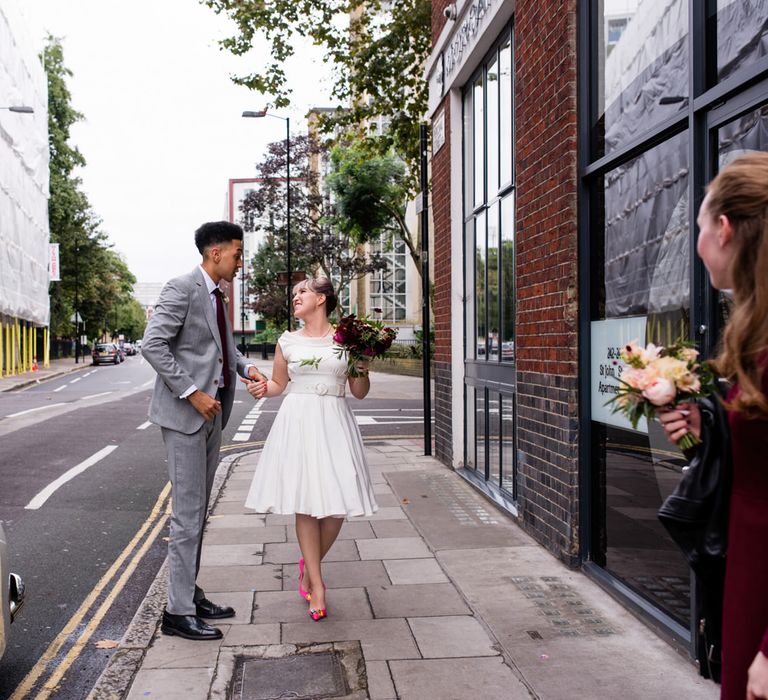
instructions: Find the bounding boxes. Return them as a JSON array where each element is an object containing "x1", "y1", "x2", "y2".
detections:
[{"x1": 222, "y1": 294, "x2": 230, "y2": 305}]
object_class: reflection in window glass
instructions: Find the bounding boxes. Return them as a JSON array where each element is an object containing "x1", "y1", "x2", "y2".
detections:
[
  {"x1": 487, "y1": 202, "x2": 500, "y2": 361},
  {"x1": 476, "y1": 389, "x2": 487, "y2": 477},
  {"x1": 499, "y1": 36, "x2": 513, "y2": 186},
  {"x1": 474, "y1": 76, "x2": 485, "y2": 208},
  {"x1": 599, "y1": 131, "x2": 690, "y2": 337},
  {"x1": 464, "y1": 89, "x2": 474, "y2": 213},
  {"x1": 465, "y1": 219, "x2": 476, "y2": 359},
  {"x1": 488, "y1": 392, "x2": 501, "y2": 482},
  {"x1": 596, "y1": 0, "x2": 688, "y2": 157},
  {"x1": 718, "y1": 103, "x2": 768, "y2": 164},
  {"x1": 501, "y1": 194, "x2": 515, "y2": 355},
  {"x1": 500, "y1": 395, "x2": 515, "y2": 495},
  {"x1": 711, "y1": 0, "x2": 768, "y2": 83},
  {"x1": 465, "y1": 385, "x2": 476, "y2": 469},
  {"x1": 596, "y1": 426, "x2": 691, "y2": 628},
  {"x1": 476, "y1": 211, "x2": 487, "y2": 360},
  {"x1": 487, "y1": 57, "x2": 500, "y2": 196}
]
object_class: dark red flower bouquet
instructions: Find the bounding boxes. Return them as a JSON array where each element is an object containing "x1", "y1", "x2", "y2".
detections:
[{"x1": 333, "y1": 314, "x2": 398, "y2": 377}]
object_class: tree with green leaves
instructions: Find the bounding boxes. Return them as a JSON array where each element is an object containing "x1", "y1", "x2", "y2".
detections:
[
  {"x1": 240, "y1": 134, "x2": 387, "y2": 325},
  {"x1": 327, "y1": 142, "x2": 422, "y2": 276},
  {"x1": 44, "y1": 36, "x2": 138, "y2": 348},
  {"x1": 203, "y1": 0, "x2": 431, "y2": 190}
]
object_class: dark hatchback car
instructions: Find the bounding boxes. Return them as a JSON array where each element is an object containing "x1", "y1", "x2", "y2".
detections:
[{"x1": 92, "y1": 342, "x2": 123, "y2": 365}]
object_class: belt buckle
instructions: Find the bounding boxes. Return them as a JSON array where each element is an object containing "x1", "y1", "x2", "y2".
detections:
[{"x1": 314, "y1": 382, "x2": 329, "y2": 396}]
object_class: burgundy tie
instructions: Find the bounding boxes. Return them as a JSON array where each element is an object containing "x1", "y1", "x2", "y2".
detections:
[{"x1": 213, "y1": 288, "x2": 230, "y2": 388}]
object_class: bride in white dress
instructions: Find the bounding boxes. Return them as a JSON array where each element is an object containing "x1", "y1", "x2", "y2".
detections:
[{"x1": 242, "y1": 277, "x2": 377, "y2": 621}]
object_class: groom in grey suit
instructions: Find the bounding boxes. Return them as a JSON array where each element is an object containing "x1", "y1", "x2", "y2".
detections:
[{"x1": 143, "y1": 221, "x2": 264, "y2": 640}]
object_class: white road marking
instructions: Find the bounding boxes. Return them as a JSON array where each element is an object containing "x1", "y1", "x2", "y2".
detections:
[
  {"x1": 232, "y1": 433, "x2": 251, "y2": 442},
  {"x1": 53, "y1": 385, "x2": 66, "y2": 393},
  {"x1": 141, "y1": 380, "x2": 153, "y2": 388},
  {"x1": 25, "y1": 445, "x2": 119, "y2": 510},
  {"x1": 81, "y1": 392, "x2": 113, "y2": 400},
  {"x1": 6, "y1": 403, "x2": 66, "y2": 418},
  {"x1": 355, "y1": 416, "x2": 424, "y2": 426},
  {"x1": 137, "y1": 421, "x2": 152, "y2": 430},
  {"x1": 70, "y1": 377, "x2": 82, "y2": 384}
]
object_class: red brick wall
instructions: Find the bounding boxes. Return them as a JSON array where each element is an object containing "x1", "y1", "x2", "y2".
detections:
[
  {"x1": 514, "y1": 0, "x2": 580, "y2": 561},
  {"x1": 432, "y1": 0, "x2": 452, "y2": 45},
  {"x1": 431, "y1": 99, "x2": 452, "y2": 366},
  {"x1": 431, "y1": 97, "x2": 453, "y2": 463}
]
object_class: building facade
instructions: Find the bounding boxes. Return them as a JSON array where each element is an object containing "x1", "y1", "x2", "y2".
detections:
[
  {"x1": 426, "y1": 0, "x2": 768, "y2": 654},
  {"x1": 0, "y1": 0, "x2": 50, "y2": 376}
]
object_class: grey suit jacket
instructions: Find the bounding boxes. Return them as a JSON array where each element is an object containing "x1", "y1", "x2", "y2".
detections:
[{"x1": 142, "y1": 267, "x2": 249, "y2": 434}]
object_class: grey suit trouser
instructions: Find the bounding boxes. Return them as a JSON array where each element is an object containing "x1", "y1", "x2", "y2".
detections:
[{"x1": 161, "y1": 413, "x2": 222, "y2": 615}]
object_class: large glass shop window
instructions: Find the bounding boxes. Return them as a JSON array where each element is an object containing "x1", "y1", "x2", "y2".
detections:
[
  {"x1": 708, "y1": 0, "x2": 768, "y2": 84},
  {"x1": 590, "y1": 131, "x2": 692, "y2": 628},
  {"x1": 595, "y1": 0, "x2": 689, "y2": 158}
]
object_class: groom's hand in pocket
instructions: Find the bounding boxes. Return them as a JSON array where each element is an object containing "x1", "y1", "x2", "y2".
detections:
[{"x1": 188, "y1": 390, "x2": 222, "y2": 421}]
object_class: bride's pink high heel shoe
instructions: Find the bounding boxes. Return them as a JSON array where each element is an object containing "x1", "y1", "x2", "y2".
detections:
[
  {"x1": 309, "y1": 607, "x2": 327, "y2": 621},
  {"x1": 298, "y1": 559, "x2": 311, "y2": 601}
]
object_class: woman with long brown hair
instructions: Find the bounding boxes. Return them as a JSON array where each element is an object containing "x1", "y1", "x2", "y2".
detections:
[{"x1": 660, "y1": 152, "x2": 768, "y2": 699}]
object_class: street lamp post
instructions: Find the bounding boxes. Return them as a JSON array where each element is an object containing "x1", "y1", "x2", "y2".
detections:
[
  {"x1": 241, "y1": 240, "x2": 248, "y2": 356},
  {"x1": 242, "y1": 109, "x2": 292, "y2": 331}
]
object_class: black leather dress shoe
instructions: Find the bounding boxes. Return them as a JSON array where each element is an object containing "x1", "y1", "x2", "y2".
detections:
[
  {"x1": 161, "y1": 611, "x2": 223, "y2": 640},
  {"x1": 195, "y1": 597, "x2": 236, "y2": 620}
]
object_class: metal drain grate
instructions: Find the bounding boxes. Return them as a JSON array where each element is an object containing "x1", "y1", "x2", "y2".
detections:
[{"x1": 232, "y1": 652, "x2": 348, "y2": 700}]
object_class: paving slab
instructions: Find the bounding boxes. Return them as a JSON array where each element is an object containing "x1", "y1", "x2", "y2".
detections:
[
  {"x1": 210, "y1": 500, "x2": 254, "y2": 515},
  {"x1": 203, "y1": 525, "x2": 287, "y2": 545},
  {"x1": 351, "y1": 506, "x2": 407, "y2": 521},
  {"x1": 367, "y1": 583, "x2": 470, "y2": 618},
  {"x1": 389, "y1": 657, "x2": 530, "y2": 700},
  {"x1": 265, "y1": 513, "x2": 300, "y2": 526},
  {"x1": 282, "y1": 619, "x2": 420, "y2": 661},
  {"x1": 126, "y1": 668, "x2": 214, "y2": 700},
  {"x1": 263, "y1": 539, "x2": 360, "y2": 564},
  {"x1": 199, "y1": 543, "x2": 263, "y2": 567},
  {"x1": 370, "y1": 519, "x2": 419, "y2": 538},
  {"x1": 407, "y1": 616, "x2": 499, "y2": 658},
  {"x1": 386, "y1": 470, "x2": 532, "y2": 549},
  {"x1": 197, "y1": 564, "x2": 283, "y2": 593},
  {"x1": 372, "y1": 483, "x2": 395, "y2": 496},
  {"x1": 205, "y1": 513, "x2": 268, "y2": 530},
  {"x1": 382, "y1": 558, "x2": 449, "y2": 585},
  {"x1": 285, "y1": 520, "x2": 375, "y2": 542},
  {"x1": 252, "y1": 588, "x2": 372, "y2": 623},
  {"x1": 365, "y1": 660, "x2": 397, "y2": 700},
  {"x1": 216, "y1": 487, "x2": 252, "y2": 502},
  {"x1": 283, "y1": 560, "x2": 390, "y2": 591},
  {"x1": 436, "y1": 546, "x2": 717, "y2": 700},
  {"x1": 356, "y1": 537, "x2": 432, "y2": 561},
  {"x1": 141, "y1": 631, "x2": 223, "y2": 669},
  {"x1": 221, "y1": 623, "x2": 281, "y2": 646}
]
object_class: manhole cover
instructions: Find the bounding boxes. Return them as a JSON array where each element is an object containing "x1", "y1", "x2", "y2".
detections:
[{"x1": 232, "y1": 652, "x2": 348, "y2": 700}]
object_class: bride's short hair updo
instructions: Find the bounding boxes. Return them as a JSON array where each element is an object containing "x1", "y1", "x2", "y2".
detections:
[{"x1": 293, "y1": 277, "x2": 338, "y2": 317}]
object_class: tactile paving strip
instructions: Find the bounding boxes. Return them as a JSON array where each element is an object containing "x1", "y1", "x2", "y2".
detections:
[{"x1": 508, "y1": 576, "x2": 619, "y2": 638}]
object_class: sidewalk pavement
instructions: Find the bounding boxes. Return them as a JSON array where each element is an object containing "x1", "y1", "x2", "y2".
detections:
[
  {"x1": 85, "y1": 374, "x2": 718, "y2": 700},
  {"x1": 0, "y1": 357, "x2": 89, "y2": 392}
]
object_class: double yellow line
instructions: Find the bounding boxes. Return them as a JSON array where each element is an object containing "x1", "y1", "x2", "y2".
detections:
[{"x1": 10, "y1": 482, "x2": 172, "y2": 700}]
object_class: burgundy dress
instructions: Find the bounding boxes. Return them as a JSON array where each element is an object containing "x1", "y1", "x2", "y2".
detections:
[{"x1": 721, "y1": 374, "x2": 768, "y2": 699}]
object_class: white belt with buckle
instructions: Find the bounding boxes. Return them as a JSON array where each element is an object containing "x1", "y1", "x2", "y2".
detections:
[{"x1": 287, "y1": 381, "x2": 345, "y2": 397}]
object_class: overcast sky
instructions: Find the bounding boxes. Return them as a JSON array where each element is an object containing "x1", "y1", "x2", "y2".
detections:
[{"x1": 19, "y1": 0, "x2": 335, "y2": 284}]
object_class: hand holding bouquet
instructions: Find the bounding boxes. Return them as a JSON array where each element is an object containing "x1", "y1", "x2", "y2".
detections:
[
  {"x1": 607, "y1": 340, "x2": 715, "y2": 450},
  {"x1": 333, "y1": 314, "x2": 398, "y2": 378}
]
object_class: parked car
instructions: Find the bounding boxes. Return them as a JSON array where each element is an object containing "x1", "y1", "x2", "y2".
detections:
[
  {"x1": 92, "y1": 342, "x2": 122, "y2": 365},
  {"x1": 122, "y1": 342, "x2": 136, "y2": 356},
  {"x1": 0, "y1": 522, "x2": 26, "y2": 661}
]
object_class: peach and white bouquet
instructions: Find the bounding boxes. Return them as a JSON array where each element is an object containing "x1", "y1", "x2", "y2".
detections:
[{"x1": 606, "y1": 339, "x2": 715, "y2": 450}]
